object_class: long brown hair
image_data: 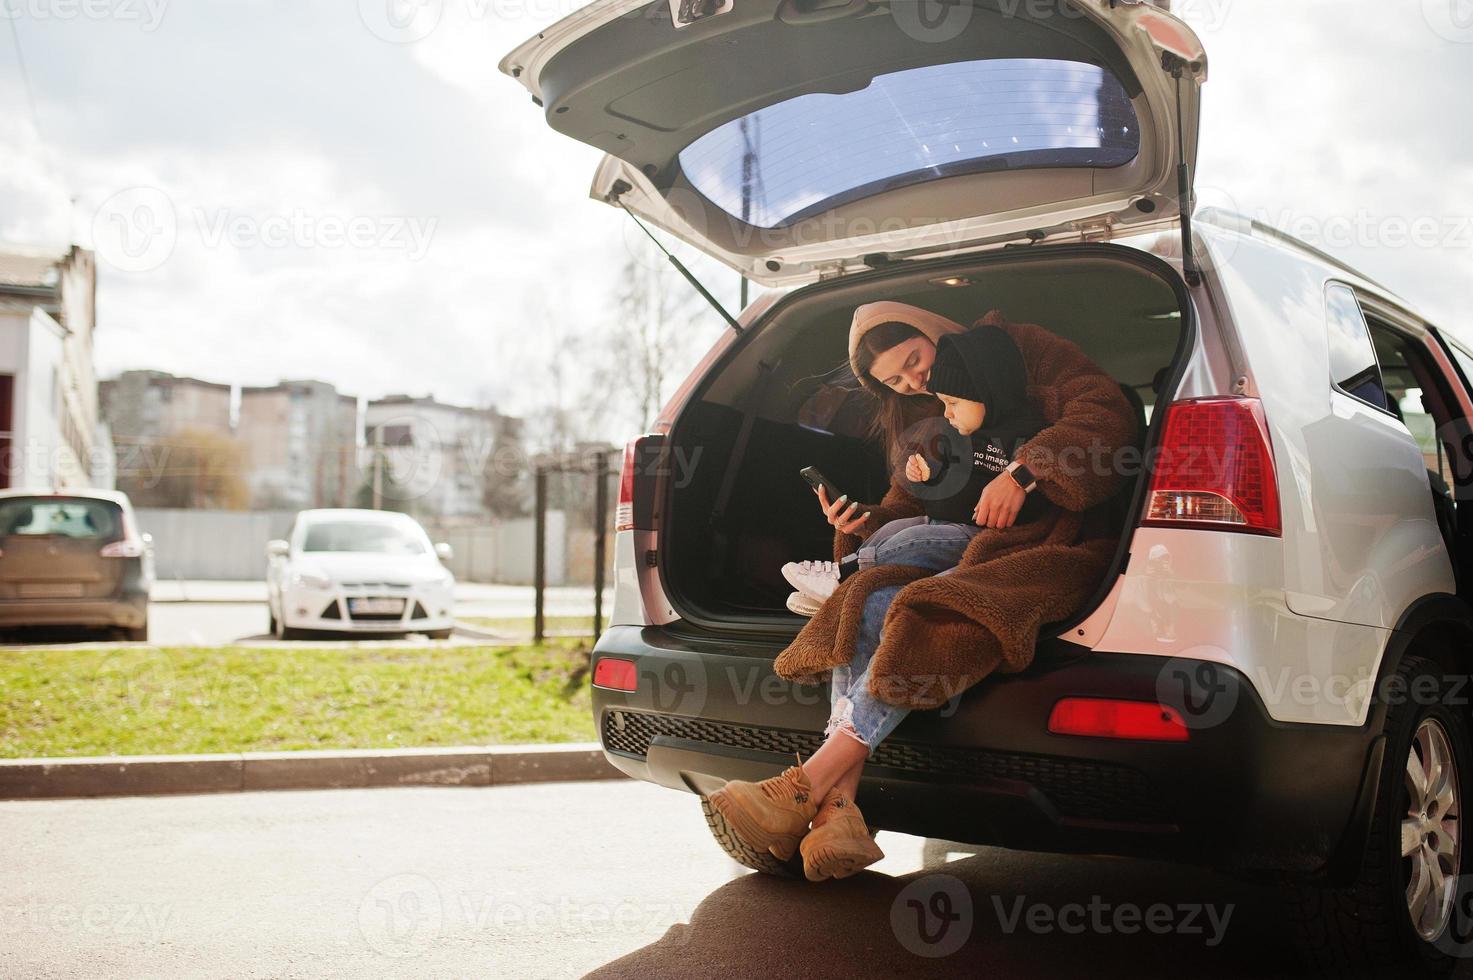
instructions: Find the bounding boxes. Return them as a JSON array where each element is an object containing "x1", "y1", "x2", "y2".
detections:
[{"x1": 851, "y1": 321, "x2": 944, "y2": 470}]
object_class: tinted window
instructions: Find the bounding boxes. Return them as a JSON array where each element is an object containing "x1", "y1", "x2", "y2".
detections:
[
  {"x1": 678, "y1": 58, "x2": 1140, "y2": 230},
  {"x1": 0, "y1": 497, "x2": 123, "y2": 540},
  {"x1": 302, "y1": 520, "x2": 426, "y2": 554},
  {"x1": 1325, "y1": 284, "x2": 1388, "y2": 410}
]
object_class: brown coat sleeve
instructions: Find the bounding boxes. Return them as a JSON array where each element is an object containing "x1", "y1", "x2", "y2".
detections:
[{"x1": 985, "y1": 313, "x2": 1138, "y2": 514}]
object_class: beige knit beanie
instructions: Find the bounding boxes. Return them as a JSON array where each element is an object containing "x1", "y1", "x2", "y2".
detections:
[{"x1": 848, "y1": 301, "x2": 969, "y2": 395}]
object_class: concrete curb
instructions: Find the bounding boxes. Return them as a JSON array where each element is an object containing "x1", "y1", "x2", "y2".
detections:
[
  {"x1": 451, "y1": 623, "x2": 593, "y2": 642},
  {"x1": 0, "y1": 743, "x2": 626, "y2": 800}
]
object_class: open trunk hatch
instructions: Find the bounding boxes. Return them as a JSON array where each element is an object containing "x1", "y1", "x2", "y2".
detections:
[{"x1": 502, "y1": 0, "x2": 1205, "y2": 286}]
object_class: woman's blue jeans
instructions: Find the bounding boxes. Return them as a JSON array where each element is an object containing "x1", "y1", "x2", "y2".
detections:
[{"x1": 824, "y1": 518, "x2": 977, "y2": 759}]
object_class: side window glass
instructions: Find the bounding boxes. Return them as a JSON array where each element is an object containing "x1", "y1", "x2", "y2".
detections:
[
  {"x1": 1446, "y1": 342, "x2": 1473, "y2": 395},
  {"x1": 1326, "y1": 283, "x2": 1388, "y2": 410}
]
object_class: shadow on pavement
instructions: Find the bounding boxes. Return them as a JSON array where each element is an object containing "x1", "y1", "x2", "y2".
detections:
[{"x1": 590, "y1": 841, "x2": 1312, "y2": 979}]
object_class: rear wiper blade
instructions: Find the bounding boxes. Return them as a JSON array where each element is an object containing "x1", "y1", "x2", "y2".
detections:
[{"x1": 609, "y1": 181, "x2": 743, "y2": 336}]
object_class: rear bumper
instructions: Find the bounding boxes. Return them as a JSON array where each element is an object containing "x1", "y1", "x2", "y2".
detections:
[
  {"x1": 0, "y1": 593, "x2": 148, "y2": 629},
  {"x1": 590, "y1": 624, "x2": 1379, "y2": 879}
]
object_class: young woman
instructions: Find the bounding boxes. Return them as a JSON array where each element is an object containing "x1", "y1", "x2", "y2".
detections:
[{"x1": 707, "y1": 300, "x2": 1138, "y2": 882}]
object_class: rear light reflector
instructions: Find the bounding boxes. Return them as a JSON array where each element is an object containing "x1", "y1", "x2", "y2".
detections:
[
  {"x1": 99, "y1": 539, "x2": 145, "y2": 558},
  {"x1": 616, "y1": 434, "x2": 665, "y2": 533},
  {"x1": 1048, "y1": 698, "x2": 1189, "y2": 742},
  {"x1": 1142, "y1": 396, "x2": 1281, "y2": 536},
  {"x1": 592, "y1": 657, "x2": 638, "y2": 691}
]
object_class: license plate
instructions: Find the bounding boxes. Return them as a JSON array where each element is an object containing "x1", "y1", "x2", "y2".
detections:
[
  {"x1": 19, "y1": 582, "x2": 84, "y2": 598},
  {"x1": 348, "y1": 597, "x2": 405, "y2": 615}
]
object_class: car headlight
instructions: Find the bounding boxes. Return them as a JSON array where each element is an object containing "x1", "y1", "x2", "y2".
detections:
[{"x1": 290, "y1": 570, "x2": 334, "y2": 590}]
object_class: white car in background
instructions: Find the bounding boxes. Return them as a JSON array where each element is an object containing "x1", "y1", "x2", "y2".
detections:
[{"x1": 265, "y1": 509, "x2": 456, "y2": 640}]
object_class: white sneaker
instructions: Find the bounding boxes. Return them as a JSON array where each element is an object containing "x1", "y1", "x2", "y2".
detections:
[
  {"x1": 786, "y1": 590, "x2": 821, "y2": 617},
  {"x1": 781, "y1": 559, "x2": 841, "y2": 602}
]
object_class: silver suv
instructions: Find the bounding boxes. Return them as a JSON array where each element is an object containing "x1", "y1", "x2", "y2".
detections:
[{"x1": 505, "y1": 2, "x2": 1473, "y2": 974}]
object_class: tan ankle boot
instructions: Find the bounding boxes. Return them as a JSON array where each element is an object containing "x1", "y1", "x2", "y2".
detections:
[
  {"x1": 800, "y1": 787, "x2": 884, "y2": 881},
  {"x1": 706, "y1": 752, "x2": 820, "y2": 862}
]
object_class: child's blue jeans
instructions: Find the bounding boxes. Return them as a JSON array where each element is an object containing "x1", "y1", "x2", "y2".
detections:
[{"x1": 825, "y1": 517, "x2": 977, "y2": 758}]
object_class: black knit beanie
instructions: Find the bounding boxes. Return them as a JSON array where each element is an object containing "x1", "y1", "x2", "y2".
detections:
[{"x1": 927, "y1": 325, "x2": 1034, "y2": 423}]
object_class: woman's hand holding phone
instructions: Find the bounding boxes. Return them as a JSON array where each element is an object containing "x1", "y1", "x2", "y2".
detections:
[{"x1": 816, "y1": 484, "x2": 870, "y2": 536}]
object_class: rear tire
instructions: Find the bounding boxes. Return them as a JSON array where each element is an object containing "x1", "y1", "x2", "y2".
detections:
[
  {"x1": 699, "y1": 795, "x2": 879, "y2": 878},
  {"x1": 1286, "y1": 654, "x2": 1472, "y2": 978}
]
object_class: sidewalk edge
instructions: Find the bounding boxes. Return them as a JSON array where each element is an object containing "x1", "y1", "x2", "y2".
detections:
[{"x1": 0, "y1": 743, "x2": 625, "y2": 800}]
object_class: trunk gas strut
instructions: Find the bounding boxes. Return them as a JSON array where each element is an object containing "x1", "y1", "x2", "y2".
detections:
[{"x1": 609, "y1": 179, "x2": 744, "y2": 336}]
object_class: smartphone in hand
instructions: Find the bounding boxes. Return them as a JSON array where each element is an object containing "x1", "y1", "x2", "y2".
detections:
[{"x1": 799, "y1": 465, "x2": 846, "y2": 503}]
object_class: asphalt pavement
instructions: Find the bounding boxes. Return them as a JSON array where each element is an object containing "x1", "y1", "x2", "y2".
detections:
[{"x1": 0, "y1": 777, "x2": 1407, "y2": 979}]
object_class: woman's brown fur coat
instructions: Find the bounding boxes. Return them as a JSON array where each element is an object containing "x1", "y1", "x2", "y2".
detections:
[{"x1": 771, "y1": 309, "x2": 1139, "y2": 711}]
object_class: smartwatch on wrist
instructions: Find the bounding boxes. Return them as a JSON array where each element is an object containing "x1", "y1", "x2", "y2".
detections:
[{"x1": 1004, "y1": 460, "x2": 1037, "y2": 493}]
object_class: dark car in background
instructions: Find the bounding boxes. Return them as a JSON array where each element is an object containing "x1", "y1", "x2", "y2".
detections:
[{"x1": 0, "y1": 488, "x2": 154, "y2": 641}]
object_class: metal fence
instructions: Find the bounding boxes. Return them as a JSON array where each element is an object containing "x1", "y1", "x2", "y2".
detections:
[{"x1": 134, "y1": 506, "x2": 605, "y2": 586}]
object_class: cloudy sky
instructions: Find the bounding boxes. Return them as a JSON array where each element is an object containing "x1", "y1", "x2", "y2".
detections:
[{"x1": 2, "y1": 0, "x2": 1470, "y2": 441}]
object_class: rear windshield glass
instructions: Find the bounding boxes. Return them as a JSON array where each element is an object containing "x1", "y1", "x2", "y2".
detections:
[
  {"x1": 302, "y1": 521, "x2": 426, "y2": 555},
  {"x1": 678, "y1": 58, "x2": 1140, "y2": 230},
  {"x1": 0, "y1": 497, "x2": 123, "y2": 540}
]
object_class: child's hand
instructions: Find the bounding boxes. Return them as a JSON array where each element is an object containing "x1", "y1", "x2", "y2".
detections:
[
  {"x1": 973, "y1": 475, "x2": 1026, "y2": 529},
  {"x1": 905, "y1": 453, "x2": 931, "y2": 483}
]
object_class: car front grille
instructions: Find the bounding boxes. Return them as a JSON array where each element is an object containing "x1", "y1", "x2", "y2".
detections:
[{"x1": 602, "y1": 709, "x2": 1171, "y2": 826}]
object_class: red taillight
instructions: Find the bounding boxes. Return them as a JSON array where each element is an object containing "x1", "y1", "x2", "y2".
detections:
[
  {"x1": 592, "y1": 657, "x2": 638, "y2": 691},
  {"x1": 100, "y1": 539, "x2": 145, "y2": 558},
  {"x1": 1142, "y1": 396, "x2": 1281, "y2": 536},
  {"x1": 1047, "y1": 698, "x2": 1189, "y2": 742},
  {"x1": 616, "y1": 440, "x2": 638, "y2": 532},
  {"x1": 615, "y1": 434, "x2": 663, "y2": 533}
]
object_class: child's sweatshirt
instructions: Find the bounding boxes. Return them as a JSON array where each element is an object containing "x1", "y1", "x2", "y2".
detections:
[{"x1": 907, "y1": 420, "x2": 1049, "y2": 525}]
